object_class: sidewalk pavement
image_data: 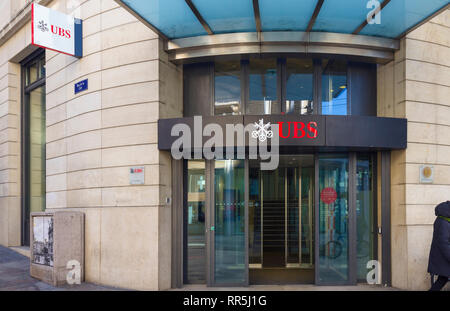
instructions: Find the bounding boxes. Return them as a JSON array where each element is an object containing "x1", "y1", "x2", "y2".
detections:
[
  {"x1": 0, "y1": 245, "x2": 119, "y2": 291},
  {"x1": 172, "y1": 284, "x2": 398, "y2": 291},
  {"x1": 1, "y1": 245, "x2": 401, "y2": 291}
]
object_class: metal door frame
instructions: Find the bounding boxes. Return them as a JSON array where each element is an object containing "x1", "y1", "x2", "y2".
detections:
[
  {"x1": 20, "y1": 48, "x2": 46, "y2": 246},
  {"x1": 207, "y1": 159, "x2": 249, "y2": 287},
  {"x1": 174, "y1": 152, "x2": 382, "y2": 288},
  {"x1": 314, "y1": 153, "x2": 358, "y2": 285}
]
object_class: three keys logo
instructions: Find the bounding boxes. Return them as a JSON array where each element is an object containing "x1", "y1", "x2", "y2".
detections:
[{"x1": 252, "y1": 119, "x2": 274, "y2": 142}]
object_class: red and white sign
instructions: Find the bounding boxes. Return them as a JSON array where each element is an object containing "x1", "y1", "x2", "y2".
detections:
[
  {"x1": 277, "y1": 121, "x2": 318, "y2": 139},
  {"x1": 31, "y1": 3, "x2": 83, "y2": 58},
  {"x1": 320, "y1": 187, "x2": 337, "y2": 204}
]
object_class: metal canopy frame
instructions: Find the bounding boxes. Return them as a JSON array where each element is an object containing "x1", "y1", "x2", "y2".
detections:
[
  {"x1": 306, "y1": 0, "x2": 324, "y2": 33},
  {"x1": 114, "y1": 0, "x2": 449, "y2": 44},
  {"x1": 166, "y1": 31, "x2": 399, "y2": 63},
  {"x1": 185, "y1": 0, "x2": 213, "y2": 35},
  {"x1": 252, "y1": 0, "x2": 262, "y2": 33}
]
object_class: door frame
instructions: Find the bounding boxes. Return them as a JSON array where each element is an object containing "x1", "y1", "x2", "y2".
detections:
[
  {"x1": 20, "y1": 49, "x2": 46, "y2": 246},
  {"x1": 314, "y1": 153, "x2": 358, "y2": 285},
  {"x1": 174, "y1": 152, "x2": 380, "y2": 288},
  {"x1": 207, "y1": 159, "x2": 249, "y2": 287}
]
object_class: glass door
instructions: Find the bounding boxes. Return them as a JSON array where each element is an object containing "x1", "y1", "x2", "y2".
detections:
[
  {"x1": 248, "y1": 156, "x2": 315, "y2": 283},
  {"x1": 185, "y1": 160, "x2": 206, "y2": 284},
  {"x1": 183, "y1": 154, "x2": 371, "y2": 286},
  {"x1": 317, "y1": 154, "x2": 350, "y2": 284},
  {"x1": 212, "y1": 160, "x2": 247, "y2": 285}
]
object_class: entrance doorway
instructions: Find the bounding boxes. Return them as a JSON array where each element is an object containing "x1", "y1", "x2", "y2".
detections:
[
  {"x1": 181, "y1": 153, "x2": 376, "y2": 286},
  {"x1": 249, "y1": 155, "x2": 314, "y2": 284}
]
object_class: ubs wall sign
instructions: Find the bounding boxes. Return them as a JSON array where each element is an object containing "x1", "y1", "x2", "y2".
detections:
[{"x1": 32, "y1": 3, "x2": 83, "y2": 58}]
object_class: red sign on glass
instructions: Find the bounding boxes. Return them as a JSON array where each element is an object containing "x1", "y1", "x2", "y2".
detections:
[{"x1": 320, "y1": 187, "x2": 337, "y2": 204}]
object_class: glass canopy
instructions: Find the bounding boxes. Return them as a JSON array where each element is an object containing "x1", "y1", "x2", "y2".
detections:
[{"x1": 120, "y1": 0, "x2": 449, "y2": 39}]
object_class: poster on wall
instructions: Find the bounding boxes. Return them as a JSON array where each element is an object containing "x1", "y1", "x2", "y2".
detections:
[
  {"x1": 31, "y1": 3, "x2": 83, "y2": 58},
  {"x1": 32, "y1": 216, "x2": 54, "y2": 267}
]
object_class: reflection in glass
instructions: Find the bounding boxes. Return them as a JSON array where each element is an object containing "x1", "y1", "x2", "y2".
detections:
[
  {"x1": 25, "y1": 60, "x2": 45, "y2": 87},
  {"x1": 356, "y1": 154, "x2": 375, "y2": 280},
  {"x1": 214, "y1": 61, "x2": 241, "y2": 115},
  {"x1": 28, "y1": 86, "x2": 46, "y2": 214},
  {"x1": 259, "y1": 0, "x2": 316, "y2": 32},
  {"x1": 186, "y1": 160, "x2": 206, "y2": 283},
  {"x1": 318, "y1": 154, "x2": 349, "y2": 283},
  {"x1": 191, "y1": 0, "x2": 256, "y2": 34},
  {"x1": 322, "y1": 60, "x2": 347, "y2": 115},
  {"x1": 247, "y1": 58, "x2": 278, "y2": 114},
  {"x1": 38, "y1": 59, "x2": 46, "y2": 79},
  {"x1": 26, "y1": 62, "x2": 38, "y2": 86},
  {"x1": 286, "y1": 59, "x2": 314, "y2": 115},
  {"x1": 261, "y1": 167, "x2": 285, "y2": 267},
  {"x1": 299, "y1": 165, "x2": 314, "y2": 266},
  {"x1": 214, "y1": 160, "x2": 245, "y2": 284},
  {"x1": 248, "y1": 163, "x2": 262, "y2": 267}
]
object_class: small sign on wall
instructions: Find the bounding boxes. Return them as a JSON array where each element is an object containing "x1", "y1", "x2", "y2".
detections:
[
  {"x1": 74, "y1": 79, "x2": 88, "y2": 94},
  {"x1": 419, "y1": 165, "x2": 434, "y2": 183},
  {"x1": 130, "y1": 166, "x2": 145, "y2": 185}
]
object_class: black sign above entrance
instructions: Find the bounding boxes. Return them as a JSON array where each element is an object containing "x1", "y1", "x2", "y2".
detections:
[{"x1": 158, "y1": 115, "x2": 407, "y2": 152}]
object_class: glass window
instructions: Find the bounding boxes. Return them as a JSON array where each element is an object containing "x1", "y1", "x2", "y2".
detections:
[
  {"x1": 214, "y1": 61, "x2": 241, "y2": 115},
  {"x1": 26, "y1": 62, "x2": 38, "y2": 86},
  {"x1": 188, "y1": 57, "x2": 371, "y2": 117},
  {"x1": 28, "y1": 86, "x2": 46, "y2": 215},
  {"x1": 214, "y1": 160, "x2": 245, "y2": 284},
  {"x1": 38, "y1": 59, "x2": 46, "y2": 79},
  {"x1": 285, "y1": 59, "x2": 314, "y2": 115},
  {"x1": 322, "y1": 60, "x2": 347, "y2": 115},
  {"x1": 247, "y1": 58, "x2": 279, "y2": 115},
  {"x1": 186, "y1": 160, "x2": 206, "y2": 283},
  {"x1": 23, "y1": 52, "x2": 46, "y2": 246},
  {"x1": 356, "y1": 154, "x2": 375, "y2": 281},
  {"x1": 318, "y1": 154, "x2": 349, "y2": 283}
]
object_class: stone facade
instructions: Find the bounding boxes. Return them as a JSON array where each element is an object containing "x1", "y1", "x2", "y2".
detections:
[
  {"x1": 0, "y1": 0, "x2": 182, "y2": 290},
  {"x1": 0, "y1": 0, "x2": 448, "y2": 291},
  {"x1": 378, "y1": 8, "x2": 450, "y2": 290}
]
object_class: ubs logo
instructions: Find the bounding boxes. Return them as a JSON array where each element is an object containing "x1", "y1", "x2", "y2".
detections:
[
  {"x1": 51, "y1": 25, "x2": 72, "y2": 39},
  {"x1": 37, "y1": 20, "x2": 71, "y2": 39},
  {"x1": 252, "y1": 119, "x2": 274, "y2": 142},
  {"x1": 253, "y1": 119, "x2": 318, "y2": 140},
  {"x1": 277, "y1": 121, "x2": 318, "y2": 139},
  {"x1": 37, "y1": 20, "x2": 49, "y2": 32}
]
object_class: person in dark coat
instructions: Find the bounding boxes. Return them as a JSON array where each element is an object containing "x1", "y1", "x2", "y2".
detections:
[{"x1": 428, "y1": 200, "x2": 450, "y2": 291}]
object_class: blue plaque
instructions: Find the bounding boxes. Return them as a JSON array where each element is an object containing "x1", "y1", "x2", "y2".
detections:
[{"x1": 74, "y1": 79, "x2": 88, "y2": 94}]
